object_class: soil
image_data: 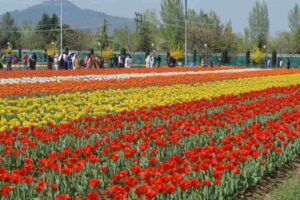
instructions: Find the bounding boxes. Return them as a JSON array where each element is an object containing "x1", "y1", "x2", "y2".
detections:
[{"x1": 234, "y1": 155, "x2": 300, "y2": 200}]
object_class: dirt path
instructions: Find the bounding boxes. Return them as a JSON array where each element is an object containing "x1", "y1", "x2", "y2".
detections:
[{"x1": 235, "y1": 155, "x2": 300, "y2": 200}]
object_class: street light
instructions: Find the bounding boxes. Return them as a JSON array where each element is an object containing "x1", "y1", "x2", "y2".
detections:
[
  {"x1": 263, "y1": 45, "x2": 267, "y2": 67},
  {"x1": 204, "y1": 43, "x2": 208, "y2": 66},
  {"x1": 134, "y1": 12, "x2": 142, "y2": 33},
  {"x1": 60, "y1": 0, "x2": 63, "y2": 55},
  {"x1": 184, "y1": 0, "x2": 187, "y2": 66}
]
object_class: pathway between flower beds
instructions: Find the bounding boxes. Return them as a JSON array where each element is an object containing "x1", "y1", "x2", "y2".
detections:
[
  {"x1": 235, "y1": 156, "x2": 300, "y2": 200},
  {"x1": 0, "y1": 68, "x2": 269, "y2": 84}
]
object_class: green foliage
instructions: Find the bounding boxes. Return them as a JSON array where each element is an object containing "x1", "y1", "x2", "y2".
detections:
[
  {"x1": 36, "y1": 13, "x2": 60, "y2": 48},
  {"x1": 272, "y1": 50, "x2": 277, "y2": 67},
  {"x1": 246, "y1": 50, "x2": 251, "y2": 66},
  {"x1": 98, "y1": 19, "x2": 109, "y2": 50},
  {"x1": 289, "y1": 4, "x2": 300, "y2": 31},
  {"x1": 292, "y1": 25, "x2": 300, "y2": 54},
  {"x1": 112, "y1": 27, "x2": 138, "y2": 53},
  {"x1": 160, "y1": 0, "x2": 184, "y2": 49},
  {"x1": 221, "y1": 50, "x2": 229, "y2": 64},
  {"x1": 251, "y1": 47, "x2": 264, "y2": 64},
  {"x1": 248, "y1": 1, "x2": 269, "y2": 47},
  {"x1": 0, "y1": 12, "x2": 20, "y2": 48},
  {"x1": 138, "y1": 21, "x2": 152, "y2": 53}
]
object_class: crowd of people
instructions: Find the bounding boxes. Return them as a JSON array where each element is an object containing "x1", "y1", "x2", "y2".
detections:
[
  {"x1": 0, "y1": 51, "x2": 165, "y2": 70},
  {"x1": 0, "y1": 52, "x2": 37, "y2": 70},
  {"x1": 0, "y1": 50, "x2": 294, "y2": 70}
]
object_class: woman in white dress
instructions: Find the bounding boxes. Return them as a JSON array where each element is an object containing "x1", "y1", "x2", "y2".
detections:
[
  {"x1": 145, "y1": 55, "x2": 151, "y2": 68},
  {"x1": 125, "y1": 55, "x2": 132, "y2": 68}
]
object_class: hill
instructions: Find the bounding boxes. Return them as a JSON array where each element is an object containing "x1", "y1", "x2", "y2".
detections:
[{"x1": 3, "y1": 0, "x2": 135, "y2": 34}]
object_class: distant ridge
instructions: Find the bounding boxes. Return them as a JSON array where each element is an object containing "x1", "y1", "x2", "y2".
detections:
[{"x1": 2, "y1": 0, "x2": 135, "y2": 34}]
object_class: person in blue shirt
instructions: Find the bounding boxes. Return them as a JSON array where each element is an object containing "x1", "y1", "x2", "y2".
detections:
[{"x1": 6, "y1": 52, "x2": 13, "y2": 71}]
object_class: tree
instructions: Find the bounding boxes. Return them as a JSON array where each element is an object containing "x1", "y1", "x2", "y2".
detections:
[
  {"x1": 248, "y1": 1, "x2": 269, "y2": 48},
  {"x1": 112, "y1": 27, "x2": 138, "y2": 53},
  {"x1": 0, "y1": 12, "x2": 20, "y2": 48},
  {"x1": 36, "y1": 13, "x2": 60, "y2": 48},
  {"x1": 138, "y1": 21, "x2": 152, "y2": 55},
  {"x1": 62, "y1": 24, "x2": 81, "y2": 50},
  {"x1": 20, "y1": 20, "x2": 37, "y2": 49},
  {"x1": 160, "y1": 0, "x2": 184, "y2": 49},
  {"x1": 97, "y1": 19, "x2": 109, "y2": 50},
  {"x1": 268, "y1": 31, "x2": 292, "y2": 53},
  {"x1": 292, "y1": 25, "x2": 300, "y2": 54},
  {"x1": 143, "y1": 9, "x2": 162, "y2": 51},
  {"x1": 288, "y1": 4, "x2": 300, "y2": 31}
]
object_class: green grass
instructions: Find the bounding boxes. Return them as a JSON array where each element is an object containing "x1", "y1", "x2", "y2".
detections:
[{"x1": 263, "y1": 164, "x2": 300, "y2": 200}]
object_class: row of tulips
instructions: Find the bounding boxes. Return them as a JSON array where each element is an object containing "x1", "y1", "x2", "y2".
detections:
[
  {"x1": 0, "y1": 68, "x2": 265, "y2": 84},
  {"x1": 1, "y1": 69, "x2": 300, "y2": 98},
  {"x1": 1, "y1": 73, "x2": 300, "y2": 131},
  {"x1": 0, "y1": 84, "x2": 299, "y2": 199},
  {"x1": 0, "y1": 67, "x2": 239, "y2": 79}
]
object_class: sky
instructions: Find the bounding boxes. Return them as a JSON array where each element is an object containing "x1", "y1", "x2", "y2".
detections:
[{"x1": 0, "y1": 0, "x2": 298, "y2": 34}]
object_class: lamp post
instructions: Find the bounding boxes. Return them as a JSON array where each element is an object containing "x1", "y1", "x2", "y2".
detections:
[
  {"x1": 134, "y1": 12, "x2": 142, "y2": 33},
  {"x1": 60, "y1": 0, "x2": 63, "y2": 55},
  {"x1": 263, "y1": 45, "x2": 267, "y2": 67},
  {"x1": 204, "y1": 43, "x2": 208, "y2": 66},
  {"x1": 184, "y1": 0, "x2": 187, "y2": 66}
]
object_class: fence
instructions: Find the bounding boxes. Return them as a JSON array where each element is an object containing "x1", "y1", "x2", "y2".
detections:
[{"x1": 2, "y1": 50, "x2": 300, "y2": 68}]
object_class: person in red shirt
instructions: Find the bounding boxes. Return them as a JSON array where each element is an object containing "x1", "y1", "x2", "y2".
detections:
[{"x1": 23, "y1": 53, "x2": 29, "y2": 70}]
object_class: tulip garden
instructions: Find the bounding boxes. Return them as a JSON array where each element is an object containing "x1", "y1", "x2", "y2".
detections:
[{"x1": 0, "y1": 67, "x2": 300, "y2": 200}]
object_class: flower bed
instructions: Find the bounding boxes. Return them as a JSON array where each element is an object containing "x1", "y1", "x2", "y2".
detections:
[
  {"x1": 0, "y1": 67, "x2": 241, "y2": 79},
  {"x1": 0, "y1": 73, "x2": 300, "y2": 131},
  {"x1": 1, "y1": 68, "x2": 299, "y2": 98},
  {"x1": 0, "y1": 85, "x2": 299, "y2": 199},
  {"x1": 0, "y1": 68, "x2": 300, "y2": 200}
]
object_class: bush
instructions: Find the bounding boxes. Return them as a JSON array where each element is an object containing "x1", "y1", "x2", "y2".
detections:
[
  {"x1": 221, "y1": 50, "x2": 229, "y2": 64},
  {"x1": 272, "y1": 50, "x2": 277, "y2": 67},
  {"x1": 246, "y1": 50, "x2": 250, "y2": 66},
  {"x1": 251, "y1": 47, "x2": 264, "y2": 65}
]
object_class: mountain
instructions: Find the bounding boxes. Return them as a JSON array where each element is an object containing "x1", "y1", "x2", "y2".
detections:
[{"x1": 3, "y1": 0, "x2": 135, "y2": 34}]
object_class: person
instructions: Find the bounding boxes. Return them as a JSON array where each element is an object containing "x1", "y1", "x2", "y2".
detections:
[
  {"x1": 267, "y1": 59, "x2": 271, "y2": 68},
  {"x1": 150, "y1": 55, "x2": 155, "y2": 68},
  {"x1": 54, "y1": 54, "x2": 59, "y2": 70},
  {"x1": 67, "y1": 54, "x2": 73, "y2": 70},
  {"x1": 48, "y1": 55, "x2": 54, "y2": 70},
  {"x1": 218, "y1": 57, "x2": 222, "y2": 67},
  {"x1": 63, "y1": 53, "x2": 68, "y2": 69},
  {"x1": 168, "y1": 56, "x2": 174, "y2": 68},
  {"x1": 118, "y1": 55, "x2": 123, "y2": 68},
  {"x1": 287, "y1": 58, "x2": 291, "y2": 70},
  {"x1": 0, "y1": 54, "x2": 3, "y2": 70},
  {"x1": 86, "y1": 54, "x2": 92, "y2": 69},
  {"x1": 201, "y1": 58, "x2": 205, "y2": 67},
  {"x1": 145, "y1": 55, "x2": 151, "y2": 68},
  {"x1": 157, "y1": 55, "x2": 161, "y2": 67},
  {"x1": 97, "y1": 56, "x2": 104, "y2": 69},
  {"x1": 125, "y1": 55, "x2": 132, "y2": 68},
  {"x1": 91, "y1": 54, "x2": 97, "y2": 69},
  {"x1": 23, "y1": 53, "x2": 29, "y2": 70},
  {"x1": 6, "y1": 52, "x2": 13, "y2": 71},
  {"x1": 112, "y1": 54, "x2": 118, "y2": 68},
  {"x1": 32, "y1": 53, "x2": 37, "y2": 70},
  {"x1": 29, "y1": 52, "x2": 35, "y2": 70},
  {"x1": 73, "y1": 54, "x2": 80, "y2": 69},
  {"x1": 279, "y1": 58, "x2": 283, "y2": 68}
]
